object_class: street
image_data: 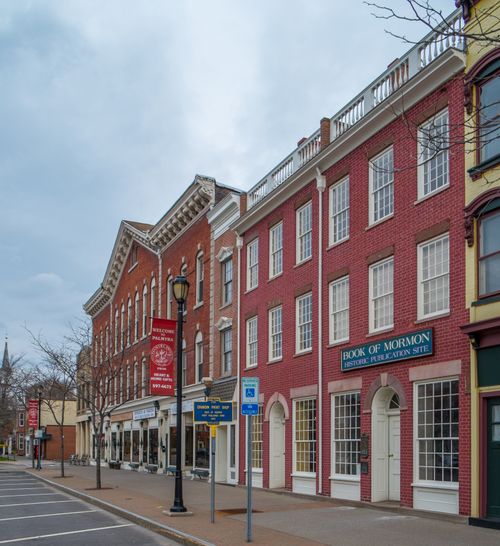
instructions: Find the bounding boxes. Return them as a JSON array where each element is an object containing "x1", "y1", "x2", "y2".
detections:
[{"x1": 0, "y1": 468, "x2": 175, "y2": 546}]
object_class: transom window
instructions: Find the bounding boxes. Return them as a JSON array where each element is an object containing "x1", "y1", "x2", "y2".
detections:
[
  {"x1": 332, "y1": 392, "x2": 360, "y2": 477},
  {"x1": 247, "y1": 239, "x2": 259, "y2": 291},
  {"x1": 296, "y1": 292, "x2": 313, "y2": 353},
  {"x1": 479, "y1": 209, "x2": 500, "y2": 297},
  {"x1": 329, "y1": 276, "x2": 349, "y2": 344},
  {"x1": 294, "y1": 398, "x2": 317, "y2": 474},
  {"x1": 222, "y1": 259, "x2": 233, "y2": 305},
  {"x1": 296, "y1": 201, "x2": 312, "y2": 263},
  {"x1": 329, "y1": 177, "x2": 350, "y2": 245},
  {"x1": 418, "y1": 109, "x2": 449, "y2": 198},
  {"x1": 416, "y1": 379, "x2": 459, "y2": 483},
  {"x1": 246, "y1": 316, "x2": 258, "y2": 368},
  {"x1": 251, "y1": 405, "x2": 263, "y2": 470},
  {"x1": 418, "y1": 234, "x2": 450, "y2": 318},
  {"x1": 269, "y1": 222, "x2": 283, "y2": 278},
  {"x1": 369, "y1": 258, "x2": 394, "y2": 332},
  {"x1": 269, "y1": 305, "x2": 283, "y2": 361},
  {"x1": 369, "y1": 147, "x2": 394, "y2": 224}
]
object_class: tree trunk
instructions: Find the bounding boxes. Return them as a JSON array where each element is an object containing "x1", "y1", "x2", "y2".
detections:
[
  {"x1": 59, "y1": 425, "x2": 65, "y2": 478},
  {"x1": 95, "y1": 426, "x2": 101, "y2": 489}
]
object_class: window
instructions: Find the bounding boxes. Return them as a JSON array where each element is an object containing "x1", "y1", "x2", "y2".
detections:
[
  {"x1": 329, "y1": 276, "x2": 349, "y2": 343},
  {"x1": 114, "y1": 309, "x2": 119, "y2": 353},
  {"x1": 369, "y1": 258, "x2": 394, "y2": 332},
  {"x1": 181, "y1": 264, "x2": 188, "y2": 315},
  {"x1": 134, "y1": 292, "x2": 139, "y2": 342},
  {"x1": 251, "y1": 405, "x2": 263, "y2": 470},
  {"x1": 296, "y1": 292, "x2": 313, "y2": 353},
  {"x1": 126, "y1": 365, "x2": 130, "y2": 400},
  {"x1": 105, "y1": 326, "x2": 109, "y2": 357},
  {"x1": 142, "y1": 284, "x2": 148, "y2": 337},
  {"x1": 247, "y1": 239, "x2": 259, "y2": 290},
  {"x1": 478, "y1": 68, "x2": 500, "y2": 162},
  {"x1": 269, "y1": 306, "x2": 283, "y2": 361},
  {"x1": 246, "y1": 317, "x2": 258, "y2": 368},
  {"x1": 269, "y1": 222, "x2": 283, "y2": 278},
  {"x1": 329, "y1": 177, "x2": 349, "y2": 245},
  {"x1": 479, "y1": 209, "x2": 500, "y2": 296},
  {"x1": 18, "y1": 413, "x2": 24, "y2": 428},
  {"x1": 418, "y1": 234, "x2": 449, "y2": 319},
  {"x1": 332, "y1": 392, "x2": 360, "y2": 477},
  {"x1": 195, "y1": 332, "x2": 203, "y2": 383},
  {"x1": 294, "y1": 398, "x2": 316, "y2": 474},
  {"x1": 222, "y1": 259, "x2": 233, "y2": 305},
  {"x1": 166, "y1": 276, "x2": 173, "y2": 319},
  {"x1": 133, "y1": 362, "x2": 138, "y2": 399},
  {"x1": 18, "y1": 434, "x2": 24, "y2": 452},
  {"x1": 416, "y1": 379, "x2": 459, "y2": 483},
  {"x1": 296, "y1": 201, "x2": 312, "y2": 263},
  {"x1": 221, "y1": 328, "x2": 232, "y2": 375},
  {"x1": 369, "y1": 147, "x2": 394, "y2": 224},
  {"x1": 418, "y1": 110, "x2": 449, "y2": 198},
  {"x1": 141, "y1": 359, "x2": 147, "y2": 398},
  {"x1": 196, "y1": 252, "x2": 204, "y2": 304},
  {"x1": 150, "y1": 278, "x2": 156, "y2": 326},
  {"x1": 127, "y1": 298, "x2": 132, "y2": 346},
  {"x1": 182, "y1": 339, "x2": 187, "y2": 387},
  {"x1": 120, "y1": 304, "x2": 125, "y2": 350},
  {"x1": 129, "y1": 245, "x2": 138, "y2": 268}
]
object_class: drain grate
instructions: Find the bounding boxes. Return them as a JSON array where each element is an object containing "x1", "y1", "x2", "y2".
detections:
[{"x1": 216, "y1": 508, "x2": 262, "y2": 516}]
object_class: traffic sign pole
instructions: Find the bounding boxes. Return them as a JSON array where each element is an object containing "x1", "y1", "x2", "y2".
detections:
[
  {"x1": 210, "y1": 425, "x2": 216, "y2": 524},
  {"x1": 246, "y1": 414, "x2": 252, "y2": 543}
]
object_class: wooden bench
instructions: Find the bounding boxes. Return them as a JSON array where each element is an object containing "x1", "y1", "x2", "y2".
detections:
[
  {"x1": 166, "y1": 465, "x2": 176, "y2": 476},
  {"x1": 145, "y1": 464, "x2": 158, "y2": 474},
  {"x1": 128, "y1": 462, "x2": 140, "y2": 471},
  {"x1": 191, "y1": 468, "x2": 209, "y2": 480},
  {"x1": 109, "y1": 461, "x2": 121, "y2": 470}
]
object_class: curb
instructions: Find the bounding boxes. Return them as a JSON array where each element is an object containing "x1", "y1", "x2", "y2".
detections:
[{"x1": 28, "y1": 472, "x2": 215, "y2": 546}]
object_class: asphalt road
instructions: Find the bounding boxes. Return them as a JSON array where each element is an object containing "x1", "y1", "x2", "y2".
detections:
[{"x1": 0, "y1": 469, "x2": 176, "y2": 546}]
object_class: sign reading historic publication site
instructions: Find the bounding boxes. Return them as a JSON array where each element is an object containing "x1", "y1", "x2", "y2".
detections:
[
  {"x1": 341, "y1": 329, "x2": 433, "y2": 372},
  {"x1": 28, "y1": 399, "x2": 39, "y2": 428},
  {"x1": 150, "y1": 318, "x2": 176, "y2": 396}
]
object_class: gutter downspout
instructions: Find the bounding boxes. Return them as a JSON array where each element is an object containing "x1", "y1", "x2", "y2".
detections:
[
  {"x1": 236, "y1": 233, "x2": 243, "y2": 483},
  {"x1": 316, "y1": 167, "x2": 326, "y2": 495}
]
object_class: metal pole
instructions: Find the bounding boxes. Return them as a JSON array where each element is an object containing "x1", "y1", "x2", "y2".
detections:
[
  {"x1": 37, "y1": 393, "x2": 42, "y2": 470},
  {"x1": 170, "y1": 300, "x2": 186, "y2": 513},
  {"x1": 246, "y1": 415, "x2": 252, "y2": 542},
  {"x1": 210, "y1": 425, "x2": 216, "y2": 523}
]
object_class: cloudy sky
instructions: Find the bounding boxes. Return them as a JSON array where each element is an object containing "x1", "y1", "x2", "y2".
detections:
[{"x1": 0, "y1": 0, "x2": 453, "y2": 362}]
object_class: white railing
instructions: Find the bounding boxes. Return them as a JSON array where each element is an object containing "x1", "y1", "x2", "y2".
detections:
[{"x1": 247, "y1": 9, "x2": 465, "y2": 210}]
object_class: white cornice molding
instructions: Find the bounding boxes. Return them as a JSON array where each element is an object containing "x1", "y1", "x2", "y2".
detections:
[{"x1": 216, "y1": 246, "x2": 234, "y2": 262}]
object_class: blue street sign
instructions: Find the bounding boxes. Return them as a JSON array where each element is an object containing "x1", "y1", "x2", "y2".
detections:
[
  {"x1": 194, "y1": 401, "x2": 233, "y2": 424},
  {"x1": 241, "y1": 403, "x2": 259, "y2": 415}
]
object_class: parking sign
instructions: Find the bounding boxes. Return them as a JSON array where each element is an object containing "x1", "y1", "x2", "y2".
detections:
[{"x1": 241, "y1": 377, "x2": 259, "y2": 415}]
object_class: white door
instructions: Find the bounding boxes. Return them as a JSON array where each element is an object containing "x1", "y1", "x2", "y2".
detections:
[
  {"x1": 216, "y1": 426, "x2": 227, "y2": 482},
  {"x1": 388, "y1": 415, "x2": 401, "y2": 501},
  {"x1": 372, "y1": 411, "x2": 389, "y2": 501},
  {"x1": 269, "y1": 403, "x2": 285, "y2": 488},
  {"x1": 228, "y1": 424, "x2": 237, "y2": 484}
]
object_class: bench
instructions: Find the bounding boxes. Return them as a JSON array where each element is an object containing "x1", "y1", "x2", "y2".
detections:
[
  {"x1": 109, "y1": 461, "x2": 121, "y2": 470},
  {"x1": 69, "y1": 454, "x2": 77, "y2": 465},
  {"x1": 191, "y1": 468, "x2": 210, "y2": 480},
  {"x1": 145, "y1": 464, "x2": 158, "y2": 474},
  {"x1": 129, "y1": 462, "x2": 140, "y2": 471},
  {"x1": 166, "y1": 465, "x2": 176, "y2": 476}
]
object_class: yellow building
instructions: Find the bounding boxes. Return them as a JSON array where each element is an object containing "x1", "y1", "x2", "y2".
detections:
[{"x1": 459, "y1": 0, "x2": 500, "y2": 525}]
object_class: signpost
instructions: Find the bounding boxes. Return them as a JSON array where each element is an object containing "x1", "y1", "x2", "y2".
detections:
[
  {"x1": 241, "y1": 377, "x2": 259, "y2": 543},
  {"x1": 193, "y1": 400, "x2": 233, "y2": 523}
]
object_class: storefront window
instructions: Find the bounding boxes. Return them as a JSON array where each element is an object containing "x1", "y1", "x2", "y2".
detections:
[
  {"x1": 132, "y1": 430, "x2": 140, "y2": 462},
  {"x1": 123, "y1": 431, "x2": 131, "y2": 461},
  {"x1": 149, "y1": 429, "x2": 158, "y2": 465},
  {"x1": 195, "y1": 425, "x2": 210, "y2": 468},
  {"x1": 169, "y1": 426, "x2": 177, "y2": 466},
  {"x1": 252, "y1": 406, "x2": 263, "y2": 470},
  {"x1": 332, "y1": 392, "x2": 360, "y2": 477},
  {"x1": 294, "y1": 398, "x2": 316, "y2": 474},
  {"x1": 111, "y1": 432, "x2": 117, "y2": 460},
  {"x1": 230, "y1": 424, "x2": 236, "y2": 468},
  {"x1": 185, "y1": 425, "x2": 193, "y2": 467},
  {"x1": 142, "y1": 429, "x2": 148, "y2": 464}
]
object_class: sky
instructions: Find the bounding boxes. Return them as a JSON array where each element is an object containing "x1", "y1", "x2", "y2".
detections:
[{"x1": 0, "y1": 0, "x2": 454, "y2": 362}]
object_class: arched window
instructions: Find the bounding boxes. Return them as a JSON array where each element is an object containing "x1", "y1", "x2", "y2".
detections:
[
  {"x1": 114, "y1": 309, "x2": 119, "y2": 354},
  {"x1": 195, "y1": 331, "x2": 203, "y2": 384},
  {"x1": 120, "y1": 304, "x2": 125, "y2": 351},
  {"x1": 134, "y1": 292, "x2": 139, "y2": 342},
  {"x1": 196, "y1": 252, "x2": 204, "y2": 305},
  {"x1": 150, "y1": 278, "x2": 156, "y2": 328},
  {"x1": 133, "y1": 362, "x2": 138, "y2": 399},
  {"x1": 127, "y1": 298, "x2": 132, "y2": 346},
  {"x1": 142, "y1": 284, "x2": 148, "y2": 338},
  {"x1": 166, "y1": 275, "x2": 173, "y2": 319},
  {"x1": 141, "y1": 358, "x2": 147, "y2": 397}
]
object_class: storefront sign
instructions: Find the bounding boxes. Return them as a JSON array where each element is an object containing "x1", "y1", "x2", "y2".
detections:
[
  {"x1": 133, "y1": 407, "x2": 156, "y2": 421},
  {"x1": 169, "y1": 398, "x2": 200, "y2": 415},
  {"x1": 193, "y1": 401, "x2": 233, "y2": 424},
  {"x1": 150, "y1": 318, "x2": 176, "y2": 396},
  {"x1": 28, "y1": 400, "x2": 39, "y2": 428},
  {"x1": 341, "y1": 329, "x2": 433, "y2": 372}
]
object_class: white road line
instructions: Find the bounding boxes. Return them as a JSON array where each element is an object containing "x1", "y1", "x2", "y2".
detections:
[
  {"x1": 1, "y1": 493, "x2": 61, "y2": 498},
  {"x1": 0, "y1": 500, "x2": 80, "y2": 508},
  {"x1": 0, "y1": 483, "x2": 39, "y2": 486},
  {"x1": 0, "y1": 488, "x2": 47, "y2": 491},
  {"x1": 0, "y1": 510, "x2": 97, "y2": 522},
  {"x1": 0, "y1": 524, "x2": 133, "y2": 544}
]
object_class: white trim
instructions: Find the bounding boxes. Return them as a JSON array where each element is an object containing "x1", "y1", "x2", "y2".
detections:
[
  {"x1": 329, "y1": 176, "x2": 350, "y2": 246},
  {"x1": 296, "y1": 201, "x2": 313, "y2": 264},
  {"x1": 369, "y1": 257, "x2": 394, "y2": 333},
  {"x1": 246, "y1": 238, "x2": 259, "y2": 291},
  {"x1": 246, "y1": 316, "x2": 258, "y2": 368},
  {"x1": 368, "y1": 146, "x2": 394, "y2": 226},
  {"x1": 296, "y1": 292, "x2": 313, "y2": 353},
  {"x1": 269, "y1": 221, "x2": 283, "y2": 279},
  {"x1": 329, "y1": 275, "x2": 349, "y2": 344},
  {"x1": 268, "y1": 305, "x2": 283, "y2": 362}
]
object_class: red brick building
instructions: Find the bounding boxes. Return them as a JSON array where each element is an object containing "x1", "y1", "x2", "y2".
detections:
[{"x1": 234, "y1": 13, "x2": 470, "y2": 515}]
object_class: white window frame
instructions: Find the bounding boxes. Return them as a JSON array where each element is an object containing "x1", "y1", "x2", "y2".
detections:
[
  {"x1": 247, "y1": 239, "x2": 259, "y2": 291},
  {"x1": 268, "y1": 305, "x2": 283, "y2": 362},
  {"x1": 150, "y1": 278, "x2": 156, "y2": 329},
  {"x1": 134, "y1": 292, "x2": 139, "y2": 343},
  {"x1": 133, "y1": 362, "x2": 138, "y2": 399},
  {"x1": 369, "y1": 257, "x2": 394, "y2": 333},
  {"x1": 196, "y1": 252, "x2": 204, "y2": 305},
  {"x1": 166, "y1": 276, "x2": 173, "y2": 320},
  {"x1": 296, "y1": 292, "x2": 313, "y2": 353},
  {"x1": 293, "y1": 398, "x2": 317, "y2": 476},
  {"x1": 221, "y1": 328, "x2": 232, "y2": 375},
  {"x1": 296, "y1": 201, "x2": 312, "y2": 264},
  {"x1": 417, "y1": 233, "x2": 450, "y2": 320},
  {"x1": 251, "y1": 405, "x2": 264, "y2": 471},
  {"x1": 127, "y1": 298, "x2": 132, "y2": 346},
  {"x1": 195, "y1": 331, "x2": 203, "y2": 384},
  {"x1": 331, "y1": 391, "x2": 360, "y2": 479},
  {"x1": 417, "y1": 109, "x2": 449, "y2": 199},
  {"x1": 246, "y1": 316, "x2": 258, "y2": 368},
  {"x1": 18, "y1": 412, "x2": 24, "y2": 428},
  {"x1": 329, "y1": 276, "x2": 349, "y2": 344},
  {"x1": 120, "y1": 304, "x2": 125, "y2": 350},
  {"x1": 142, "y1": 284, "x2": 148, "y2": 338},
  {"x1": 413, "y1": 378, "x2": 459, "y2": 485},
  {"x1": 329, "y1": 176, "x2": 350, "y2": 246},
  {"x1": 222, "y1": 259, "x2": 233, "y2": 305},
  {"x1": 141, "y1": 358, "x2": 147, "y2": 398},
  {"x1": 114, "y1": 309, "x2": 119, "y2": 354},
  {"x1": 269, "y1": 221, "x2": 283, "y2": 278},
  {"x1": 18, "y1": 434, "x2": 24, "y2": 452},
  {"x1": 369, "y1": 147, "x2": 394, "y2": 225},
  {"x1": 182, "y1": 339, "x2": 187, "y2": 387}
]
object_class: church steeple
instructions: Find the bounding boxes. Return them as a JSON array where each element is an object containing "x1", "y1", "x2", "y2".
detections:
[{"x1": 2, "y1": 336, "x2": 10, "y2": 372}]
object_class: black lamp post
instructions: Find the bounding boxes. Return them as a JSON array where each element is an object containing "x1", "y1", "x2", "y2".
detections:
[{"x1": 170, "y1": 274, "x2": 189, "y2": 513}]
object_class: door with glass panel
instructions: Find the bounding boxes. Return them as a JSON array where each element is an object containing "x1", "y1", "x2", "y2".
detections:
[{"x1": 487, "y1": 397, "x2": 500, "y2": 518}]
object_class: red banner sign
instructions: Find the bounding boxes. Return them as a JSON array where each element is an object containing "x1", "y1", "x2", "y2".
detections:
[
  {"x1": 28, "y1": 400, "x2": 39, "y2": 428},
  {"x1": 150, "y1": 318, "x2": 176, "y2": 396}
]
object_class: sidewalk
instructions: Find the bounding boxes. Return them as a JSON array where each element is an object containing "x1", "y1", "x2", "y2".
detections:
[{"x1": 7, "y1": 459, "x2": 500, "y2": 546}]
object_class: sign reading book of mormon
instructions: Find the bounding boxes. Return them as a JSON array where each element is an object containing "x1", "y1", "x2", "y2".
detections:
[{"x1": 341, "y1": 329, "x2": 433, "y2": 372}]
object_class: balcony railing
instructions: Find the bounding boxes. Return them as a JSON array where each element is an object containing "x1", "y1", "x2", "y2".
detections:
[{"x1": 247, "y1": 9, "x2": 464, "y2": 210}]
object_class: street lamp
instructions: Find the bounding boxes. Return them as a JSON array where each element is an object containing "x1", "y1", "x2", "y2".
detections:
[{"x1": 170, "y1": 274, "x2": 189, "y2": 514}]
